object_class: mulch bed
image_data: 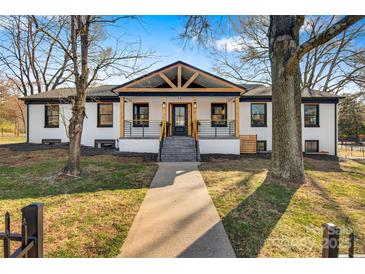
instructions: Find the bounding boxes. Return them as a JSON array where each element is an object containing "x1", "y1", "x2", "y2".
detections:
[
  {"x1": 200, "y1": 152, "x2": 338, "y2": 162},
  {"x1": 0, "y1": 143, "x2": 158, "y2": 162}
]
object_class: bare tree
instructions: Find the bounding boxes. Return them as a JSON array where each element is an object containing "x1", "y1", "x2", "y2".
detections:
[
  {"x1": 33, "y1": 15, "x2": 155, "y2": 176},
  {"x1": 269, "y1": 16, "x2": 363, "y2": 182},
  {"x1": 203, "y1": 16, "x2": 365, "y2": 94},
  {"x1": 352, "y1": 51, "x2": 365, "y2": 89},
  {"x1": 0, "y1": 80, "x2": 26, "y2": 132},
  {"x1": 212, "y1": 16, "x2": 272, "y2": 85},
  {"x1": 181, "y1": 15, "x2": 364, "y2": 183},
  {"x1": 0, "y1": 16, "x2": 72, "y2": 96},
  {"x1": 338, "y1": 92, "x2": 365, "y2": 143}
]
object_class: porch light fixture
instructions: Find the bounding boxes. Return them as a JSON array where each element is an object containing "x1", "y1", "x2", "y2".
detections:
[
  {"x1": 162, "y1": 102, "x2": 166, "y2": 108},
  {"x1": 193, "y1": 102, "x2": 197, "y2": 109}
]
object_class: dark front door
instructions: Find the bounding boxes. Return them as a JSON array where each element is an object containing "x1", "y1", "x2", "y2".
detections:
[{"x1": 172, "y1": 104, "x2": 188, "y2": 136}]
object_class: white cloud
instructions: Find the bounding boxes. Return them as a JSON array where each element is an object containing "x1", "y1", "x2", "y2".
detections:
[
  {"x1": 215, "y1": 35, "x2": 265, "y2": 52},
  {"x1": 215, "y1": 36, "x2": 243, "y2": 52}
]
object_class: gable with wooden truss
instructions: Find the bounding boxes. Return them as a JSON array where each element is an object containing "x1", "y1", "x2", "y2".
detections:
[{"x1": 113, "y1": 61, "x2": 246, "y2": 95}]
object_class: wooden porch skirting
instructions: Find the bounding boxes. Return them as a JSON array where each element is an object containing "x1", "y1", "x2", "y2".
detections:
[{"x1": 240, "y1": 135, "x2": 257, "y2": 154}]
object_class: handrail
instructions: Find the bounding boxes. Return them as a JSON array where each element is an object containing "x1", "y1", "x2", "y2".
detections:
[
  {"x1": 159, "y1": 120, "x2": 166, "y2": 142},
  {"x1": 193, "y1": 118, "x2": 198, "y2": 142},
  {"x1": 158, "y1": 120, "x2": 166, "y2": 161}
]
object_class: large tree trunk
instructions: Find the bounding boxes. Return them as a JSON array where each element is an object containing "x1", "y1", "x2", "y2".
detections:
[
  {"x1": 269, "y1": 16, "x2": 305, "y2": 183},
  {"x1": 64, "y1": 16, "x2": 90, "y2": 176},
  {"x1": 65, "y1": 96, "x2": 86, "y2": 176}
]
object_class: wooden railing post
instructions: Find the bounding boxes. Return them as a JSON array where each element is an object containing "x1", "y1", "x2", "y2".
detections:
[
  {"x1": 21, "y1": 203, "x2": 43, "y2": 258},
  {"x1": 120, "y1": 96, "x2": 125, "y2": 138},
  {"x1": 193, "y1": 97, "x2": 198, "y2": 141},
  {"x1": 162, "y1": 97, "x2": 167, "y2": 138},
  {"x1": 322, "y1": 223, "x2": 340, "y2": 258},
  {"x1": 235, "y1": 97, "x2": 240, "y2": 137}
]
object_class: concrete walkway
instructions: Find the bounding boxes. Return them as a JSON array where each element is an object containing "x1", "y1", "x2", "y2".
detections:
[{"x1": 118, "y1": 162, "x2": 236, "y2": 258}]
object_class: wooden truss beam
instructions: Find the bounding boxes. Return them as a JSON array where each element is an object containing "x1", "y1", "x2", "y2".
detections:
[
  {"x1": 159, "y1": 73, "x2": 177, "y2": 88},
  {"x1": 177, "y1": 65, "x2": 182, "y2": 88},
  {"x1": 182, "y1": 72, "x2": 199, "y2": 88},
  {"x1": 115, "y1": 63, "x2": 246, "y2": 92},
  {"x1": 123, "y1": 64, "x2": 178, "y2": 88}
]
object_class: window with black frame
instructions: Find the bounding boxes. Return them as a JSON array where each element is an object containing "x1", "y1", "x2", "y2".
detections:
[
  {"x1": 45, "y1": 105, "x2": 59, "y2": 128},
  {"x1": 211, "y1": 103, "x2": 227, "y2": 127},
  {"x1": 257, "y1": 140, "x2": 267, "y2": 152},
  {"x1": 251, "y1": 103, "x2": 267, "y2": 127},
  {"x1": 133, "y1": 103, "x2": 149, "y2": 127},
  {"x1": 305, "y1": 140, "x2": 319, "y2": 153},
  {"x1": 304, "y1": 104, "x2": 319, "y2": 127},
  {"x1": 97, "y1": 103, "x2": 113, "y2": 127}
]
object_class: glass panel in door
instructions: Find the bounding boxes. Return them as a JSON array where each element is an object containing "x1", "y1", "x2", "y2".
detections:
[{"x1": 175, "y1": 106, "x2": 185, "y2": 126}]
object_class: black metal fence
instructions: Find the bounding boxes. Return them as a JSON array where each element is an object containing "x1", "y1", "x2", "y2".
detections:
[
  {"x1": 0, "y1": 203, "x2": 43, "y2": 258},
  {"x1": 322, "y1": 223, "x2": 363, "y2": 258}
]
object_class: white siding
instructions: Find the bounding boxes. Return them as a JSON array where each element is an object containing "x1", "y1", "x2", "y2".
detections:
[
  {"x1": 28, "y1": 104, "x2": 72, "y2": 143},
  {"x1": 302, "y1": 103, "x2": 336, "y2": 155},
  {"x1": 239, "y1": 102, "x2": 337, "y2": 155},
  {"x1": 28, "y1": 102, "x2": 120, "y2": 147},
  {"x1": 82, "y1": 102, "x2": 120, "y2": 147},
  {"x1": 240, "y1": 102, "x2": 273, "y2": 151},
  {"x1": 199, "y1": 139, "x2": 240, "y2": 155},
  {"x1": 28, "y1": 97, "x2": 337, "y2": 155},
  {"x1": 119, "y1": 139, "x2": 159, "y2": 153},
  {"x1": 124, "y1": 96, "x2": 236, "y2": 121}
]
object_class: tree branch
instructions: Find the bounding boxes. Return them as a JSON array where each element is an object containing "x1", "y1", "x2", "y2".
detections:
[{"x1": 297, "y1": 16, "x2": 364, "y2": 60}]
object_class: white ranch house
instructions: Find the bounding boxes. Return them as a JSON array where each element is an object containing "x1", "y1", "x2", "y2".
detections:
[{"x1": 21, "y1": 61, "x2": 342, "y2": 160}]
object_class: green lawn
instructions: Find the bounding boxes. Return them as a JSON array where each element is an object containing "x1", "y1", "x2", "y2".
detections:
[
  {"x1": 200, "y1": 157, "x2": 365, "y2": 257},
  {"x1": 0, "y1": 136, "x2": 26, "y2": 144},
  {"x1": 0, "y1": 147, "x2": 157, "y2": 257}
]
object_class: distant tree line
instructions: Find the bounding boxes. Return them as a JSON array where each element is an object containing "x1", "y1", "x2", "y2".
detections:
[
  {"x1": 0, "y1": 81, "x2": 25, "y2": 135},
  {"x1": 339, "y1": 92, "x2": 365, "y2": 143}
]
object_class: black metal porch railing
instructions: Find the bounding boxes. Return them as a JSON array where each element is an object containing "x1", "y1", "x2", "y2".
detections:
[
  {"x1": 197, "y1": 120, "x2": 236, "y2": 138},
  {"x1": 124, "y1": 120, "x2": 162, "y2": 138},
  {"x1": 0, "y1": 203, "x2": 43, "y2": 258}
]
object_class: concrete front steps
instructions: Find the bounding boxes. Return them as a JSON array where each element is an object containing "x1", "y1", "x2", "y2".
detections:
[{"x1": 160, "y1": 137, "x2": 199, "y2": 162}]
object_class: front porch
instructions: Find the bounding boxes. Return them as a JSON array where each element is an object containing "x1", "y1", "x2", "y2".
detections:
[
  {"x1": 118, "y1": 96, "x2": 240, "y2": 155},
  {"x1": 114, "y1": 61, "x2": 244, "y2": 156}
]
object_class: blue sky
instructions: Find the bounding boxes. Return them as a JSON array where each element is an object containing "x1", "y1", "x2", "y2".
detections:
[
  {"x1": 105, "y1": 15, "x2": 215, "y2": 83},
  {"x1": 1, "y1": 15, "x2": 364, "y2": 89},
  {"x1": 105, "y1": 15, "x2": 365, "y2": 88}
]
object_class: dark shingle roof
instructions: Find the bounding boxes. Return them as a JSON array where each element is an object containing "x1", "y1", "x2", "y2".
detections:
[
  {"x1": 241, "y1": 85, "x2": 344, "y2": 99},
  {"x1": 21, "y1": 83, "x2": 343, "y2": 101},
  {"x1": 21, "y1": 85, "x2": 118, "y2": 101}
]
